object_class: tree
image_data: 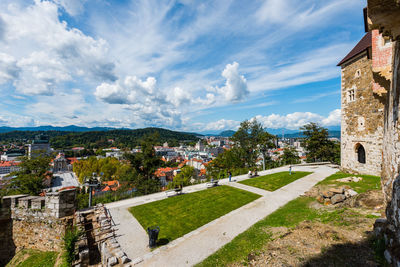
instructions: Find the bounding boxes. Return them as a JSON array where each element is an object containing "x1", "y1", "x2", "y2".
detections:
[
  {"x1": 280, "y1": 147, "x2": 300, "y2": 165},
  {"x1": 168, "y1": 166, "x2": 195, "y2": 189},
  {"x1": 4, "y1": 155, "x2": 52, "y2": 196},
  {"x1": 300, "y1": 122, "x2": 339, "y2": 163},
  {"x1": 124, "y1": 133, "x2": 162, "y2": 194},
  {"x1": 231, "y1": 119, "x2": 275, "y2": 168}
]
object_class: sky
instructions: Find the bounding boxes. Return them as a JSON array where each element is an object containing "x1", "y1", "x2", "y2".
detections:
[{"x1": 0, "y1": 0, "x2": 366, "y2": 133}]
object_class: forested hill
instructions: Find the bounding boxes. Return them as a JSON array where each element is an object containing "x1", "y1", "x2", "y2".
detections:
[{"x1": 0, "y1": 127, "x2": 200, "y2": 149}]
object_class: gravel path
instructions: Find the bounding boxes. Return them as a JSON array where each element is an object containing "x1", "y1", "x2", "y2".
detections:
[{"x1": 106, "y1": 164, "x2": 338, "y2": 266}]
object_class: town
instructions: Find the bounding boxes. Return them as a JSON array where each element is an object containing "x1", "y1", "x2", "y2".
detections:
[{"x1": 1, "y1": 0, "x2": 400, "y2": 267}]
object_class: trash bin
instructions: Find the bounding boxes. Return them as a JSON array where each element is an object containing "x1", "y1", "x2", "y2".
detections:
[{"x1": 147, "y1": 226, "x2": 160, "y2": 248}]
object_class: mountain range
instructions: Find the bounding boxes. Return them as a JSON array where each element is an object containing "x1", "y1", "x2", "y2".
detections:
[{"x1": 0, "y1": 125, "x2": 341, "y2": 138}]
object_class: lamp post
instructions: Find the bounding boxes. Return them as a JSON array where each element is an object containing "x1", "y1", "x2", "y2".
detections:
[{"x1": 84, "y1": 172, "x2": 99, "y2": 208}]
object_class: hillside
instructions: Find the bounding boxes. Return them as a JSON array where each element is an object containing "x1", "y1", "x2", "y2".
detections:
[{"x1": 0, "y1": 127, "x2": 200, "y2": 149}]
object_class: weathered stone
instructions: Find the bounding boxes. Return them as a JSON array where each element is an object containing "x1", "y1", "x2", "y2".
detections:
[
  {"x1": 324, "y1": 199, "x2": 332, "y2": 205},
  {"x1": 329, "y1": 188, "x2": 344, "y2": 194},
  {"x1": 316, "y1": 195, "x2": 324, "y2": 203},
  {"x1": 331, "y1": 194, "x2": 346, "y2": 204},
  {"x1": 108, "y1": 256, "x2": 118, "y2": 266},
  {"x1": 344, "y1": 189, "x2": 358, "y2": 198},
  {"x1": 322, "y1": 191, "x2": 334, "y2": 198}
]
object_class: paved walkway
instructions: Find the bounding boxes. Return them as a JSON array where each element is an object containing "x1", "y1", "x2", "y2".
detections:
[{"x1": 106, "y1": 164, "x2": 338, "y2": 266}]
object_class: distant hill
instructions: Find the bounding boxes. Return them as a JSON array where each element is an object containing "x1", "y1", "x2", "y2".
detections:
[
  {"x1": 0, "y1": 127, "x2": 200, "y2": 149},
  {"x1": 0, "y1": 125, "x2": 116, "y2": 133},
  {"x1": 281, "y1": 130, "x2": 341, "y2": 139},
  {"x1": 218, "y1": 130, "x2": 235, "y2": 137}
]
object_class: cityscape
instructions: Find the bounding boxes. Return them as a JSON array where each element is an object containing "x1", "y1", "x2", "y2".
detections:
[{"x1": 0, "y1": 1, "x2": 400, "y2": 267}]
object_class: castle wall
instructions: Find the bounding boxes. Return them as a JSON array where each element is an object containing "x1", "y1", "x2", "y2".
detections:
[
  {"x1": 367, "y1": 1, "x2": 400, "y2": 264},
  {"x1": 340, "y1": 52, "x2": 384, "y2": 176},
  {"x1": 0, "y1": 189, "x2": 76, "y2": 264}
]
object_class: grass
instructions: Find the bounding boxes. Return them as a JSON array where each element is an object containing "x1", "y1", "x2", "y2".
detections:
[
  {"x1": 317, "y1": 171, "x2": 381, "y2": 193},
  {"x1": 197, "y1": 171, "x2": 382, "y2": 267},
  {"x1": 238, "y1": 171, "x2": 312, "y2": 191},
  {"x1": 6, "y1": 249, "x2": 58, "y2": 267},
  {"x1": 129, "y1": 185, "x2": 261, "y2": 244}
]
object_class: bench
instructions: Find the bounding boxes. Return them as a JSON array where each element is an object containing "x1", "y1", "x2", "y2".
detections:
[
  {"x1": 165, "y1": 187, "x2": 183, "y2": 197},
  {"x1": 206, "y1": 180, "x2": 219, "y2": 188}
]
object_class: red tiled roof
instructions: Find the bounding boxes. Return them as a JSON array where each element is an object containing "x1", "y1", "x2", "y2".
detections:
[
  {"x1": 0, "y1": 161, "x2": 20, "y2": 167},
  {"x1": 337, "y1": 32, "x2": 372, "y2": 66}
]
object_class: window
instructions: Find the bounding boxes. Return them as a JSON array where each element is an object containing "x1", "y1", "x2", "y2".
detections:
[
  {"x1": 348, "y1": 89, "x2": 355, "y2": 102},
  {"x1": 357, "y1": 145, "x2": 366, "y2": 164}
]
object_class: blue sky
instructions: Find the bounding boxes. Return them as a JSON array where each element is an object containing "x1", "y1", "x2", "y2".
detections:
[{"x1": 0, "y1": 0, "x2": 365, "y2": 132}]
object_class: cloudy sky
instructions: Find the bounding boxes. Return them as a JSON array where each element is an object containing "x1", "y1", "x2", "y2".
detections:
[{"x1": 0, "y1": 0, "x2": 365, "y2": 132}]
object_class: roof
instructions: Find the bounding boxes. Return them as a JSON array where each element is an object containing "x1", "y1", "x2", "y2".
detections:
[
  {"x1": 0, "y1": 161, "x2": 20, "y2": 167},
  {"x1": 337, "y1": 32, "x2": 372, "y2": 66}
]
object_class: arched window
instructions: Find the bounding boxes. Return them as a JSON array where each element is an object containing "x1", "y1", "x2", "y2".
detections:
[{"x1": 357, "y1": 144, "x2": 366, "y2": 164}]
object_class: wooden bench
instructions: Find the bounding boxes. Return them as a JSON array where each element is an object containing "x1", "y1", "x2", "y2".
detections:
[
  {"x1": 165, "y1": 187, "x2": 183, "y2": 197},
  {"x1": 206, "y1": 180, "x2": 219, "y2": 188}
]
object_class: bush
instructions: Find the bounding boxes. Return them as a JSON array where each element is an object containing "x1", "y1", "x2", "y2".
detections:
[{"x1": 62, "y1": 226, "x2": 81, "y2": 266}]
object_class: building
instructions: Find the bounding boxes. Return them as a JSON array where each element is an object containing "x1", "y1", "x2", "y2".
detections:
[
  {"x1": 0, "y1": 149, "x2": 25, "y2": 161},
  {"x1": 28, "y1": 134, "x2": 51, "y2": 158},
  {"x1": 338, "y1": 29, "x2": 386, "y2": 176},
  {"x1": 340, "y1": 3, "x2": 400, "y2": 263},
  {"x1": 0, "y1": 161, "x2": 21, "y2": 175},
  {"x1": 53, "y1": 153, "x2": 69, "y2": 173}
]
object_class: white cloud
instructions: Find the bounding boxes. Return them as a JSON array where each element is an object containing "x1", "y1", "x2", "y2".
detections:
[
  {"x1": 204, "y1": 119, "x2": 240, "y2": 131},
  {"x1": 0, "y1": 53, "x2": 19, "y2": 84},
  {"x1": 256, "y1": 0, "x2": 295, "y2": 24},
  {"x1": 322, "y1": 109, "x2": 341, "y2": 126},
  {"x1": 0, "y1": 0, "x2": 115, "y2": 95},
  {"x1": 53, "y1": 0, "x2": 87, "y2": 16},
  {"x1": 218, "y1": 62, "x2": 249, "y2": 102},
  {"x1": 254, "y1": 109, "x2": 340, "y2": 130}
]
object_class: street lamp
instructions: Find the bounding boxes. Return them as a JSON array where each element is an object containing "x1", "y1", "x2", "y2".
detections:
[{"x1": 84, "y1": 172, "x2": 99, "y2": 208}]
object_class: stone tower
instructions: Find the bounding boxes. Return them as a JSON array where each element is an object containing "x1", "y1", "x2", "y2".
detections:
[{"x1": 338, "y1": 30, "x2": 385, "y2": 176}]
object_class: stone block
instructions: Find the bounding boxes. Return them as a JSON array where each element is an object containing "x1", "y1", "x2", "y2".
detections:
[
  {"x1": 4, "y1": 195, "x2": 27, "y2": 208},
  {"x1": 322, "y1": 191, "x2": 334, "y2": 198},
  {"x1": 316, "y1": 195, "x2": 324, "y2": 203},
  {"x1": 329, "y1": 188, "x2": 344, "y2": 194},
  {"x1": 108, "y1": 256, "x2": 118, "y2": 266},
  {"x1": 324, "y1": 199, "x2": 332, "y2": 205},
  {"x1": 331, "y1": 194, "x2": 346, "y2": 204},
  {"x1": 31, "y1": 197, "x2": 45, "y2": 209},
  {"x1": 344, "y1": 189, "x2": 358, "y2": 198}
]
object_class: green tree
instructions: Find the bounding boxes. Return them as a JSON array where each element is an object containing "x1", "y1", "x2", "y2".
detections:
[
  {"x1": 280, "y1": 147, "x2": 300, "y2": 165},
  {"x1": 4, "y1": 155, "x2": 52, "y2": 195},
  {"x1": 231, "y1": 119, "x2": 275, "y2": 168},
  {"x1": 124, "y1": 133, "x2": 162, "y2": 194},
  {"x1": 300, "y1": 122, "x2": 339, "y2": 163},
  {"x1": 168, "y1": 166, "x2": 195, "y2": 189}
]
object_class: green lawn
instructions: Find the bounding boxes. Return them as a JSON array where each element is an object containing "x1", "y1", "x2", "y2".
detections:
[
  {"x1": 317, "y1": 171, "x2": 381, "y2": 193},
  {"x1": 197, "y1": 171, "x2": 381, "y2": 267},
  {"x1": 238, "y1": 171, "x2": 312, "y2": 191},
  {"x1": 129, "y1": 185, "x2": 260, "y2": 244},
  {"x1": 6, "y1": 249, "x2": 58, "y2": 267}
]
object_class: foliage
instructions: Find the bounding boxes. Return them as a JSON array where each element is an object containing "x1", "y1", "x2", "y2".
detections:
[
  {"x1": 231, "y1": 119, "x2": 275, "y2": 168},
  {"x1": 62, "y1": 226, "x2": 81, "y2": 266},
  {"x1": 3, "y1": 155, "x2": 52, "y2": 196},
  {"x1": 280, "y1": 147, "x2": 300, "y2": 165},
  {"x1": 129, "y1": 186, "x2": 260, "y2": 245},
  {"x1": 124, "y1": 133, "x2": 163, "y2": 195},
  {"x1": 239, "y1": 171, "x2": 311, "y2": 191},
  {"x1": 167, "y1": 166, "x2": 195, "y2": 189},
  {"x1": 6, "y1": 249, "x2": 58, "y2": 267},
  {"x1": 73, "y1": 156, "x2": 127, "y2": 183},
  {"x1": 300, "y1": 122, "x2": 340, "y2": 163}
]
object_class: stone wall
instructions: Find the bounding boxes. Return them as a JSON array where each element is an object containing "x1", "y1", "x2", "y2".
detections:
[
  {"x1": 367, "y1": 1, "x2": 400, "y2": 265},
  {"x1": 340, "y1": 50, "x2": 385, "y2": 176},
  {"x1": 0, "y1": 189, "x2": 76, "y2": 264}
]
